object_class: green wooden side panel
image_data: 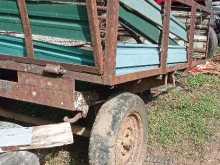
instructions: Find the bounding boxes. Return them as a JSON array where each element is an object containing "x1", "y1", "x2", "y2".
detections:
[
  {"x1": 0, "y1": 1, "x2": 88, "y2": 20},
  {"x1": 0, "y1": 0, "x2": 186, "y2": 44},
  {"x1": 119, "y1": 5, "x2": 177, "y2": 45},
  {"x1": 120, "y1": 0, "x2": 187, "y2": 41},
  {"x1": 0, "y1": 0, "x2": 91, "y2": 41},
  {"x1": 0, "y1": 35, "x2": 94, "y2": 66}
]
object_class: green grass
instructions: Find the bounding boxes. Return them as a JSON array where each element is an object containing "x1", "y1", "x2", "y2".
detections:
[
  {"x1": 187, "y1": 74, "x2": 220, "y2": 89},
  {"x1": 148, "y1": 74, "x2": 220, "y2": 149}
]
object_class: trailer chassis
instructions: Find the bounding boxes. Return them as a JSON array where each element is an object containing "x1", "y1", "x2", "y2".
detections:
[{"x1": 0, "y1": 0, "x2": 211, "y2": 164}]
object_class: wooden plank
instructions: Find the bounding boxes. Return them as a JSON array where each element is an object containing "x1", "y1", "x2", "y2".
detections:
[
  {"x1": 116, "y1": 43, "x2": 187, "y2": 75},
  {"x1": 119, "y1": 5, "x2": 173, "y2": 44},
  {"x1": 0, "y1": 35, "x2": 94, "y2": 66},
  {"x1": 0, "y1": 127, "x2": 32, "y2": 148},
  {"x1": 0, "y1": 1, "x2": 90, "y2": 41},
  {"x1": 120, "y1": 0, "x2": 187, "y2": 41},
  {"x1": 0, "y1": 123, "x2": 73, "y2": 153}
]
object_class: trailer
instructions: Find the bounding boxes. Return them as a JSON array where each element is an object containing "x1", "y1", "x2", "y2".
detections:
[{"x1": 0, "y1": 0, "x2": 212, "y2": 164}]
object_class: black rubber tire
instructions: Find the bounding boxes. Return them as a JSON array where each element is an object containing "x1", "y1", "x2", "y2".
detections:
[
  {"x1": 89, "y1": 93, "x2": 147, "y2": 165},
  {"x1": 208, "y1": 27, "x2": 218, "y2": 58}
]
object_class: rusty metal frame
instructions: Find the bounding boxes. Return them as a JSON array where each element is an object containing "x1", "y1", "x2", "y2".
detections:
[
  {"x1": 0, "y1": 0, "x2": 211, "y2": 111},
  {"x1": 0, "y1": 0, "x2": 211, "y2": 88},
  {"x1": 10, "y1": 0, "x2": 104, "y2": 75},
  {"x1": 0, "y1": 71, "x2": 75, "y2": 110},
  {"x1": 188, "y1": 3, "x2": 197, "y2": 68},
  {"x1": 108, "y1": 0, "x2": 211, "y2": 85},
  {"x1": 160, "y1": 0, "x2": 172, "y2": 73},
  {"x1": 103, "y1": 0, "x2": 120, "y2": 83},
  {"x1": 86, "y1": 0, "x2": 104, "y2": 73},
  {"x1": 16, "y1": 0, "x2": 34, "y2": 58}
]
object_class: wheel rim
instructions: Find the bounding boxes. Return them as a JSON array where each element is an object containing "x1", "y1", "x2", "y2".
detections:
[{"x1": 115, "y1": 112, "x2": 144, "y2": 164}]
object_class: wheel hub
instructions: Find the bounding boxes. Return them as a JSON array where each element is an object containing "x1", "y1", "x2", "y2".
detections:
[{"x1": 116, "y1": 113, "x2": 144, "y2": 164}]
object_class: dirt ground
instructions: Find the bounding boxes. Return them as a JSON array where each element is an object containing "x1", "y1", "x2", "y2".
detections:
[{"x1": 39, "y1": 129, "x2": 220, "y2": 165}]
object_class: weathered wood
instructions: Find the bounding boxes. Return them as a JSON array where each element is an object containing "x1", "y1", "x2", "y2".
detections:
[
  {"x1": 0, "y1": 127, "x2": 32, "y2": 148},
  {"x1": 0, "y1": 123, "x2": 73, "y2": 153}
]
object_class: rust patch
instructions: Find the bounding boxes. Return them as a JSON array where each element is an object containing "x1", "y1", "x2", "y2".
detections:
[{"x1": 0, "y1": 72, "x2": 74, "y2": 110}]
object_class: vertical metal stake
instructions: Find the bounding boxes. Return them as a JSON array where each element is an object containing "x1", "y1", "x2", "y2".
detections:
[{"x1": 17, "y1": 0, "x2": 34, "y2": 58}]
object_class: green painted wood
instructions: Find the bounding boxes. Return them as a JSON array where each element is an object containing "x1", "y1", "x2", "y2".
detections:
[
  {"x1": 0, "y1": 0, "x2": 91, "y2": 41},
  {"x1": 120, "y1": 0, "x2": 187, "y2": 41},
  {"x1": 0, "y1": 35, "x2": 94, "y2": 66},
  {"x1": 0, "y1": 0, "x2": 186, "y2": 44},
  {"x1": 120, "y1": 5, "x2": 177, "y2": 45},
  {"x1": 0, "y1": 34, "x2": 186, "y2": 73},
  {"x1": 0, "y1": 1, "x2": 88, "y2": 20}
]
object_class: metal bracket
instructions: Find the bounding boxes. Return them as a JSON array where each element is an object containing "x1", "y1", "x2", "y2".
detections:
[{"x1": 44, "y1": 64, "x2": 66, "y2": 75}]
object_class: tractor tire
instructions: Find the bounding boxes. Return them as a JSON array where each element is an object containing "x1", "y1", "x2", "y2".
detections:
[
  {"x1": 208, "y1": 27, "x2": 218, "y2": 58},
  {"x1": 89, "y1": 93, "x2": 147, "y2": 165}
]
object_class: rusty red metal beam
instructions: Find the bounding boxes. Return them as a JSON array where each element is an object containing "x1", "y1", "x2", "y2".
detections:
[
  {"x1": 187, "y1": 4, "x2": 197, "y2": 68},
  {"x1": 0, "y1": 60, "x2": 104, "y2": 85},
  {"x1": 112, "y1": 63, "x2": 188, "y2": 85},
  {"x1": 0, "y1": 72, "x2": 74, "y2": 110},
  {"x1": 160, "y1": 0, "x2": 172, "y2": 73},
  {"x1": 86, "y1": 0, "x2": 104, "y2": 73},
  {"x1": 103, "y1": 0, "x2": 120, "y2": 83},
  {"x1": 16, "y1": 0, "x2": 34, "y2": 58},
  {"x1": 115, "y1": 76, "x2": 165, "y2": 93},
  {"x1": 0, "y1": 55, "x2": 99, "y2": 74}
]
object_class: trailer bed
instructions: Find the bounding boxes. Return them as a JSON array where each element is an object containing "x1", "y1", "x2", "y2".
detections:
[
  {"x1": 0, "y1": 0, "x2": 210, "y2": 109},
  {"x1": 0, "y1": 35, "x2": 187, "y2": 76}
]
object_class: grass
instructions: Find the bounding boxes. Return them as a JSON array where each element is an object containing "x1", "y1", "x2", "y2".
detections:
[
  {"x1": 148, "y1": 74, "x2": 220, "y2": 149},
  {"x1": 187, "y1": 74, "x2": 220, "y2": 89}
]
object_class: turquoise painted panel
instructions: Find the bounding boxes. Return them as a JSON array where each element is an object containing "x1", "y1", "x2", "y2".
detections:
[
  {"x1": 116, "y1": 43, "x2": 187, "y2": 75},
  {"x1": 0, "y1": 35, "x2": 187, "y2": 76},
  {"x1": 116, "y1": 65, "x2": 158, "y2": 76},
  {"x1": 120, "y1": 0, "x2": 187, "y2": 41},
  {"x1": 0, "y1": 35, "x2": 94, "y2": 66}
]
